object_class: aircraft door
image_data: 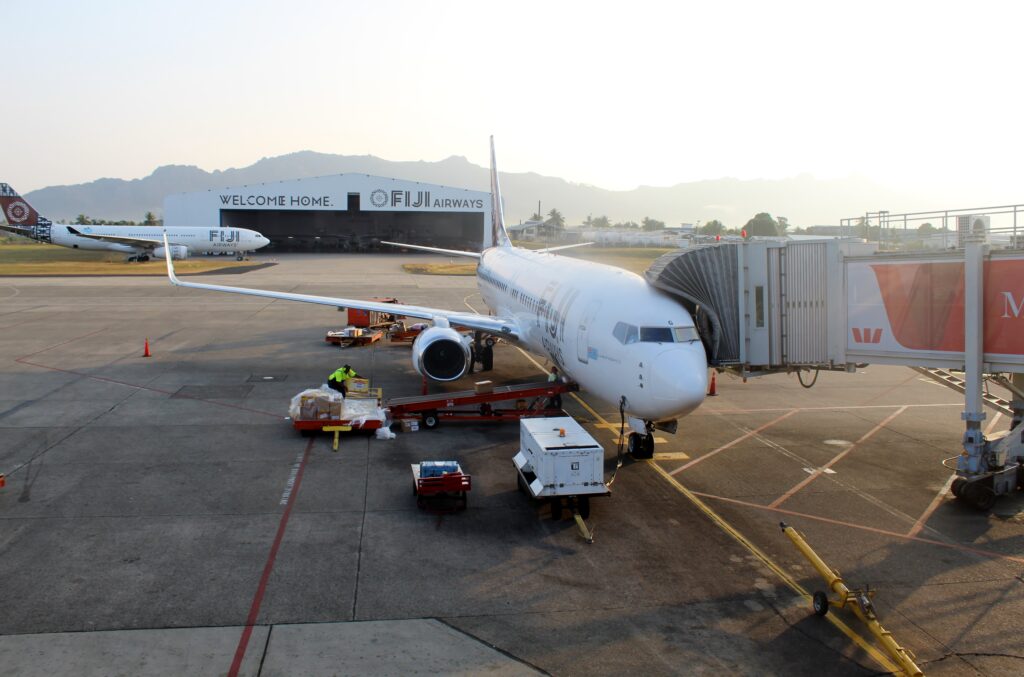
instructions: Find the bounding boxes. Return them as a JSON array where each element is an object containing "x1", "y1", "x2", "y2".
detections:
[{"x1": 576, "y1": 300, "x2": 601, "y2": 364}]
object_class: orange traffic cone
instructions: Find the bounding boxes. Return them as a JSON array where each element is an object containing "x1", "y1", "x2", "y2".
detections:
[
  {"x1": 707, "y1": 370, "x2": 718, "y2": 396},
  {"x1": 0, "y1": 474, "x2": 6, "y2": 488},
  {"x1": 143, "y1": 338, "x2": 151, "y2": 358}
]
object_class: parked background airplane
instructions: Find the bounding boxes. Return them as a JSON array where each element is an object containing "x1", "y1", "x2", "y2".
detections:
[
  {"x1": 162, "y1": 139, "x2": 707, "y2": 457},
  {"x1": 0, "y1": 183, "x2": 270, "y2": 261}
]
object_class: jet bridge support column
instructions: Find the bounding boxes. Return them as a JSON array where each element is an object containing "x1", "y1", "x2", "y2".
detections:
[{"x1": 958, "y1": 230, "x2": 987, "y2": 474}]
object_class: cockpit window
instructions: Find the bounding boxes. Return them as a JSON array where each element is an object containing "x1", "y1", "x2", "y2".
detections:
[
  {"x1": 640, "y1": 327, "x2": 674, "y2": 343},
  {"x1": 613, "y1": 321, "x2": 639, "y2": 345},
  {"x1": 673, "y1": 326, "x2": 701, "y2": 342},
  {"x1": 617, "y1": 323, "x2": 701, "y2": 345}
]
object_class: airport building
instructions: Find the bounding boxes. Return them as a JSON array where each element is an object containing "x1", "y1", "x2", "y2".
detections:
[{"x1": 163, "y1": 175, "x2": 492, "y2": 253}]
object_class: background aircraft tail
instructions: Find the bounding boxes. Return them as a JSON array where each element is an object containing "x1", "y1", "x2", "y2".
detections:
[
  {"x1": 0, "y1": 183, "x2": 52, "y2": 241},
  {"x1": 0, "y1": 184, "x2": 45, "y2": 227},
  {"x1": 489, "y1": 137, "x2": 512, "y2": 248}
]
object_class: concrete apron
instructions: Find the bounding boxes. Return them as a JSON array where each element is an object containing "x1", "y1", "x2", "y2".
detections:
[{"x1": 0, "y1": 619, "x2": 541, "y2": 676}]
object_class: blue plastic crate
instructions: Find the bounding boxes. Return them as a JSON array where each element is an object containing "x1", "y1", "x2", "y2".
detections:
[{"x1": 420, "y1": 461, "x2": 460, "y2": 478}]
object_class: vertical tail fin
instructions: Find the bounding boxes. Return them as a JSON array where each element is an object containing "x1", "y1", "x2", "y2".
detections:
[
  {"x1": 489, "y1": 137, "x2": 512, "y2": 248},
  {"x1": 0, "y1": 184, "x2": 52, "y2": 241},
  {"x1": 0, "y1": 184, "x2": 45, "y2": 226}
]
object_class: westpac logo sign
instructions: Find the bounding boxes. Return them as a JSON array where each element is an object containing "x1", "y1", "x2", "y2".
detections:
[{"x1": 851, "y1": 328, "x2": 883, "y2": 344}]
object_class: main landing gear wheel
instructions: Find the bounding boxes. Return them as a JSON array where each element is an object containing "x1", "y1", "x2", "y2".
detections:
[
  {"x1": 628, "y1": 432, "x2": 655, "y2": 459},
  {"x1": 951, "y1": 477, "x2": 967, "y2": 498},
  {"x1": 958, "y1": 480, "x2": 996, "y2": 510},
  {"x1": 812, "y1": 591, "x2": 829, "y2": 616}
]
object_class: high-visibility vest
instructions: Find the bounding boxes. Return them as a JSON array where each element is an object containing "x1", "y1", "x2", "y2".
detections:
[{"x1": 329, "y1": 367, "x2": 356, "y2": 383}]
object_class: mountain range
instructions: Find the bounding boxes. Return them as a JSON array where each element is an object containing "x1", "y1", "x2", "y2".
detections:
[{"x1": 23, "y1": 151, "x2": 929, "y2": 228}]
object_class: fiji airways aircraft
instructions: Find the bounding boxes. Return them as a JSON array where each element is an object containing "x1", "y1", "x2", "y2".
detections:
[
  {"x1": 162, "y1": 139, "x2": 707, "y2": 457},
  {"x1": 0, "y1": 184, "x2": 270, "y2": 261}
]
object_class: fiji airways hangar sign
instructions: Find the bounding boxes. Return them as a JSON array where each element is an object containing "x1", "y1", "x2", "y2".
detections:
[
  {"x1": 164, "y1": 175, "x2": 491, "y2": 229},
  {"x1": 210, "y1": 175, "x2": 487, "y2": 213}
]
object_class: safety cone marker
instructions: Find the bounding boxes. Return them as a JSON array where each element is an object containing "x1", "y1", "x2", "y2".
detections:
[
  {"x1": 708, "y1": 370, "x2": 718, "y2": 396},
  {"x1": 143, "y1": 338, "x2": 151, "y2": 358},
  {"x1": 0, "y1": 474, "x2": 5, "y2": 488}
]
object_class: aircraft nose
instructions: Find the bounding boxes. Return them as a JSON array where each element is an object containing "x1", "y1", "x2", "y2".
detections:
[{"x1": 650, "y1": 346, "x2": 708, "y2": 415}]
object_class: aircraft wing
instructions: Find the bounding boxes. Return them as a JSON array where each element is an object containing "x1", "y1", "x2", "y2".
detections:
[
  {"x1": 66, "y1": 226, "x2": 160, "y2": 249},
  {"x1": 0, "y1": 223, "x2": 33, "y2": 237},
  {"x1": 536, "y1": 242, "x2": 594, "y2": 253},
  {"x1": 162, "y1": 233, "x2": 519, "y2": 339},
  {"x1": 379, "y1": 241, "x2": 481, "y2": 259}
]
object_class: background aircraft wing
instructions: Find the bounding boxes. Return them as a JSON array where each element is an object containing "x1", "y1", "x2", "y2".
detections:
[
  {"x1": 67, "y1": 226, "x2": 160, "y2": 249},
  {"x1": 379, "y1": 241, "x2": 481, "y2": 258},
  {"x1": 1, "y1": 223, "x2": 34, "y2": 237},
  {"x1": 535, "y1": 242, "x2": 594, "y2": 253},
  {"x1": 162, "y1": 233, "x2": 519, "y2": 339}
]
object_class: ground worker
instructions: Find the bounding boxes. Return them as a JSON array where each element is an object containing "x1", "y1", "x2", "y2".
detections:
[
  {"x1": 328, "y1": 364, "x2": 359, "y2": 396},
  {"x1": 548, "y1": 366, "x2": 563, "y2": 409}
]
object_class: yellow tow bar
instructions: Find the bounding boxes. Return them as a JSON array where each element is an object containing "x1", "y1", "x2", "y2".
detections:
[
  {"x1": 780, "y1": 522, "x2": 923, "y2": 676},
  {"x1": 322, "y1": 425, "x2": 352, "y2": 452}
]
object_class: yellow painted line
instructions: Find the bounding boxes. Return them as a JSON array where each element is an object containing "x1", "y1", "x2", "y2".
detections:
[
  {"x1": 649, "y1": 462, "x2": 901, "y2": 675},
  {"x1": 495, "y1": 310, "x2": 898, "y2": 672},
  {"x1": 615, "y1": 435, "x2": 667, "y2": 444},
  {"x1": 653, "y1": 452, "x2": 692, "y2": 461}
]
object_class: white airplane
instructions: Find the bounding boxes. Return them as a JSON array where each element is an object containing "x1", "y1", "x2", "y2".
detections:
[
  {"x1": 161, "y1": 139, "x2": 708, "y2": 457},
  {"x1": 0, "y1": 183, "x2": 270, "y2": 261}
]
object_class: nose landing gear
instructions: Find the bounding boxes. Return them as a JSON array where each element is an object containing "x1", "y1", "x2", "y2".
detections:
[{"x1": 627, "y1": 430, "x2": 655, "y2": 459}]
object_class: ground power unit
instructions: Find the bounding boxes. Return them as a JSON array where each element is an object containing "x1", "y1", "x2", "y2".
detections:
[{"x1": 513, "y1": 417, "x2": 608, "y2": 507}]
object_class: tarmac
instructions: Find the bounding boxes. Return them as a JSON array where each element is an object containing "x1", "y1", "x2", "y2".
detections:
[{"x1": 1, "y1": 253, "x2": 1022, "y2": 676}]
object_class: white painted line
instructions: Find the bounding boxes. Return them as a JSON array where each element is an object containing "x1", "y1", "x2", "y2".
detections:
[{"x1": 279, "y1": 451, "x2": 304, "y2": 506}]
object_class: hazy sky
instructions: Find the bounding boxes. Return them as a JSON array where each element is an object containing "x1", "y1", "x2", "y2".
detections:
[{"x1": 6, "y1": 0, "x2": 1023, "y2": 206}]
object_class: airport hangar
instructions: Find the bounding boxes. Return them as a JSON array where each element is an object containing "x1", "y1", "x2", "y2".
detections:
[{"x1": 163, "y1": 175, "x2": 493, "y2": 253}]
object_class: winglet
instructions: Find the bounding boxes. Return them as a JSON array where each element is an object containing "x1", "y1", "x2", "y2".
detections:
[
  {"x1": 489, "y1": 137, "x2": 512, "y2": 248},
  {"x1": 162, "y1": 231, "x2": 181, "y2": 284}
]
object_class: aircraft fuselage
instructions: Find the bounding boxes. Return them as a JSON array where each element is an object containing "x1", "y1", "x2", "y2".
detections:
[{"x1": 477, "y1": 247, "x2": 707, "y2": 421}]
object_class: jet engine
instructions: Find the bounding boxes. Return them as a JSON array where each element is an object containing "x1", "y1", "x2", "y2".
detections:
[
  {"x1": 154, "y1": 245, "x2": 190, "y2": 260},
  {"x1": 411, "y1": 326, "x2": 471, "y2": 382}
]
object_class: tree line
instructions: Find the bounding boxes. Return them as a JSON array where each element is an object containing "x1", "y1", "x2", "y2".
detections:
[
  {"x1": 68, "y1": 212, "x2": 161, "y2": 226},
  {"x1": 543, "y1": 209, "x2": 796, "y2": 237}
]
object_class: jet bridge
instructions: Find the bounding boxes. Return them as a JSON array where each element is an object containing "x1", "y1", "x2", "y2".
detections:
[{"x1": 646, "y1": 236, "x2": 1024, "y2": 508}]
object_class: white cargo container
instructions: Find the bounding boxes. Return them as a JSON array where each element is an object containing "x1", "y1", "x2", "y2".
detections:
[{"x1": 513, "y1": 417, "x2": 608, "y2": 501}]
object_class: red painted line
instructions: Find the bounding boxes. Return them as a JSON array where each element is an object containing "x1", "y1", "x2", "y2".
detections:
[
  {"x1": 768, "y1": 405, "x2": 907, "y2": 509},
  {"x1": 669, "y1": 409, "x2": 799, "y2": 475},
  {"x1": 692, "y1": 489, "x2": 1024, "y2": 565},
  {"x1": 228, "y1": 439, "x2": 313, "y2": 677}
]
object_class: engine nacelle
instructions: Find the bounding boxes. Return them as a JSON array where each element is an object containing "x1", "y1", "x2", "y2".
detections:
[
  {"x1": 153, "y1": 245, "x2": 190, "y2": 260},
  {"x1": 411, "y1": 326, "x2": 471, "y2": 382}
]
